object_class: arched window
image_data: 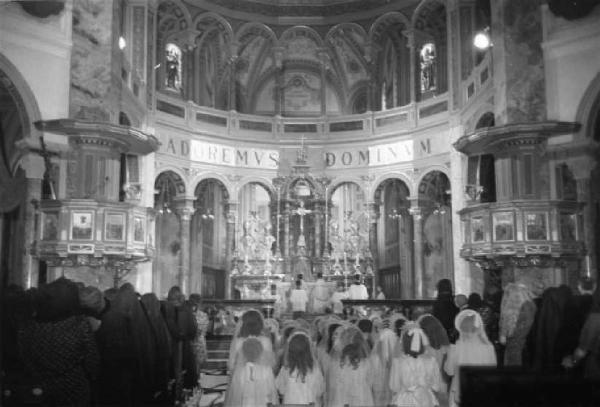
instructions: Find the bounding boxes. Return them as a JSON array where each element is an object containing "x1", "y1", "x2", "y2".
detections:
[
  {"x1": 420, "y1": 43, "x2": 436, "y2": 95},
  {"x1": 165, "y1": 42, "x2": 182, "y2": 91}
]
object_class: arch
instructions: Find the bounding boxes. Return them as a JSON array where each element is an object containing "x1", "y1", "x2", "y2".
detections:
[
  {"x1": 417, "y1": 169, "x2": 451, "y2": 209},
  {"x1": 280, "y1": 25, "x2": 324, "y2": 48},
  {"x1": 193, "y1": 11, "x2": 234, "y2": 45},
  {"x1": 157, "y1": 0, "x2": 192, "y2": 29},
  {"x1": 155, "y1": 166, "x2": 188, "y2": 192},
  {"x1": 411, "y1": 0, "x2": 446, "y2": 30},
  {"x1": 464, "y1": 102, "x2": 495, "y2": 134},
  {"x1": 372, "y1": 172, "x2": 414, "y2": 201},
  {"x1": 325, "y1": 22, "x2": 368, "y2": 45},
  {"x1": 154, "y1": 169, "x2": 187, "y2": 196},
  {"x1": 329, "y1": 176, "x2": 365, "y2": 195},
  {"x1": 193, "y1": 177, "x2": 230, "y2": 201},
  {"x1": 190, "y1": 172, "x2": 232, "y2": 200},
  {"x1": 235, "y1": 21, "x2": 277, "y2": 46},
  {"x1": 369, "y1": 11, "x2": 411, "y2": 43},
  {"x1": 414, "y1": 166, "x2": 451, "y2": 188},
  {"x1": 474, "y1": 111, "x2": 495, "y2": 130},
  {"x1": 0, "y1": 52, "x2": 42, "y2": 172},
  {"x1": 238, "y1": 176, "x2": 276, "y2": 196},
  {"x1": 575, "y1": 71, "x2": 600, "y2": 140}
]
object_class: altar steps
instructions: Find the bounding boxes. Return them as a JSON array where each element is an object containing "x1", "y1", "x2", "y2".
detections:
[{"x1": 204, "y1": 335, "x2": 232, "y2": 371}]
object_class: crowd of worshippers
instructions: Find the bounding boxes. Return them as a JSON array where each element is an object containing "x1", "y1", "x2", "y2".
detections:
[
  {"x1": 1, "y1": 275, "x2": 600, "y2": 407},
  {"x1": 1, "y1": 279, "x2": 209, "y2": 406},
  {"x1": 222, "y1": 276, "x2": 600, "y2": 407}
]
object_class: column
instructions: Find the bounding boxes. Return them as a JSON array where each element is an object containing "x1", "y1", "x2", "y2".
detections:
[
  {"x1": 314, "y1": 202, "x2": 322, "y2": 257},
  {"x1": 576, "y1": 176, "x2": 595, "y2": 274},
  {"x1": 20, "y1": 153, "x2": 44, "y2": 287},
  {"x1": 224, "y1": 202, "x2": 237, "y2": 299},
  {"x1": 402, "y1": 30, "x2": 417, "y2": 103},
  {"x1": 229, "y1": 43, "x2": 239, "y2": 111},
  {"x1": 446, "y1": 0, "x2": 462, "y2": 111},
  {"x1": 283, "y1": 201, "x2": 291, "y2": 258},
  {"x1": 273, "y1": 47, "x2": 285, "y2": 115},
  {"x1": 364, "y1": 42, "x2": 375, "y2": 111},
  {"x1": 318, "y1": 49, "x2": 328, "y2": 115},
  {"x1": 174, "y1": 199, "x2": 194, "y2": 295},
  {"x1": 367, "y1": 203, "x2": 380, "y2": 294},
  {"x1": 410, "y1": 205, "x2": 424, "y2": 298}
]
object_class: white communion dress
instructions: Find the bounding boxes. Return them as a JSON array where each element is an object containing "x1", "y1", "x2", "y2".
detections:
[{"x1": 389, "y1": 354, "x2": 442, "y2": 407}]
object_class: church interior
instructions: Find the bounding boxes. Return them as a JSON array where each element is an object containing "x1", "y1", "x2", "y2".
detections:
[{"x1": 1, "y1": 0, "x2": 600, "y2": 406}]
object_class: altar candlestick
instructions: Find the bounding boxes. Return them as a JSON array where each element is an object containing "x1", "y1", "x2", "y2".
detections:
[
  {"x1": 276, "y1": 188, "x2": 280, "y2": 254},
  {"x1": 324, "y1": 186, "x2": 328, "y2": 255}
]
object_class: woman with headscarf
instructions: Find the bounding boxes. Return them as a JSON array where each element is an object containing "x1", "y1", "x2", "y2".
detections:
[
  {"x1": 562, "y1": 282, "x2": 600, "y2": 380},
  {"x1": 432, "y1": 279, "x2": 459, "y2": 343},
  {"x1": 140, "y1": 292, "x2": 172, "y2": 403},
  {"x1": 444, "y1": 309, "x2": 497, "y2": 407},
  {"x1": 18, "y1": 278, "x2": 100, "y2": 406},
  {"x1": 161, "y1": 286, "x2": 198, "y2": 400},
  {"x1": 189, "y1": 293, "x2": 209, "y2": 374},
  {"x1": 527, "y1": 285, "x2": 573, "y2": 371},
  {"x1": 499, "y1": 283, "x2": 537, "y2": 366},
  {"x1": 97, "y1": 282, "x2": 154, "y2": 405}
]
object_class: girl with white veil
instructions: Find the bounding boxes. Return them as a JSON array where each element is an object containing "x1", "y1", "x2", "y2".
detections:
[
  {"x1": 224, "y1": 337, "x2": 277, "y2": 407},
  {"x1": 327, "y1": 326, "x2": 377, "y2": 407},
  {"x1": 276, "y1": 331, "x2": 325, "y2": 406},
  {"x1": 444, "y1": 309, "x2": 497, "y2": 407},
  {"x1": 224, "y1": 309, "x2": 276, "y2": 406},
  {"x1": 389, "y1": 323, "x2": 443, "y2": 407}
]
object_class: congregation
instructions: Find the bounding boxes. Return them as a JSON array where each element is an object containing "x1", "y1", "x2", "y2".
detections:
[{"x1": 2, "y1": 275, "x2": 600, "y2": 407}]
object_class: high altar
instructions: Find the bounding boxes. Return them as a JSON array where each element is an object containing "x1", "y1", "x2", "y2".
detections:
[{"x1": 230, "y1": 146, "x2": 374, "y2": 301}]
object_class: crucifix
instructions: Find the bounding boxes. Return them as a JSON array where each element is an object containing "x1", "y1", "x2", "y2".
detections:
[{"x1": 292, "y1": 199, "x2": 312, "y2": 250}]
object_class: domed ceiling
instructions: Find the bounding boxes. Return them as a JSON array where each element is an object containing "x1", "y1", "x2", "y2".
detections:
[{"x1": 157, "y1": 0, "x2": 447, "y2": 116}]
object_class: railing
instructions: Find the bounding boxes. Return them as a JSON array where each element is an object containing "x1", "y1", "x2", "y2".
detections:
[{"x1": 154, "y1": 92, "x2": 450, "y2": 142}]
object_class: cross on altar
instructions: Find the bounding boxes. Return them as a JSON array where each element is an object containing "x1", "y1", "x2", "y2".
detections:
[{"x1": 292, "y1": 200, "x2": 312, "y2": 248}]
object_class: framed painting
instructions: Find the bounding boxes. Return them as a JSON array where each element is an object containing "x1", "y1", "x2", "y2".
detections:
[
  {"x1": 471, "y1": 216, "x2": 485, "y2": 243},
  {"x1": 71, "y1": 211, "x2": 94, "y2": 240},
  {"x1": 493, "y1": 212, "x2": 514, "y2": 242},
  {"x1": 559, "y1": 213, "x2": 577, "y2": 241},
  {"x1": 133, "y1": 216, "x2": 145, "y2": 242},
  {"x1": 105, "y1": 212, "x2": 125, "y2": 241},
  {"x1": 42, "y1": 212, "x2": 59, "y2": 241},
  {"x1": 526, "y1": 212, "x2": 548, "y2": 241}
]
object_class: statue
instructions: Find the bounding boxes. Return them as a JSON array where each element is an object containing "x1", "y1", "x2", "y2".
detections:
[{"x1": 292, "y1": 200, "x2": 312, "y2": 254}]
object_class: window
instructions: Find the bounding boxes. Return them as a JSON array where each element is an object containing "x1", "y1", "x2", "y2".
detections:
[{"x1": 165, "y1": 43, "x2": 182, "y2": 91}]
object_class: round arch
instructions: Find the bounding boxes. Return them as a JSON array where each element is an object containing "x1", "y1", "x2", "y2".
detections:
[
  {"x1": 155, "y1": 166, "x2": 188, "y2": 194},
  {"x1": 280, "y1": 25, "x2": 324, "y2": 48},
  {"x1": 371, "y1": 172, "x2": 414, "y2": 202},
  {"x1": 575, "y1": 71, "x2": 600, "y2": 141},
  {"x1": 190, "y1": 172, "x2": 232, "y2": 200},
  {"x1": 235, "y1": 21, "x2": 277, "y2": 46},
  {"x1": 414, "y1": 166, "x2": 451, "y2": 188}
]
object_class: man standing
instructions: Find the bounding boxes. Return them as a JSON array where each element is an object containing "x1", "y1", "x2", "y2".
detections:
[
  {"x1": 289, "y1": 279, "x2": 309, "y2": 319},
  {"x1": 312, "y1": 272, "x2": 330, "y2": 313},
  {"x1": 348, "y1": 274, "x2": 369, "y2": 300}
]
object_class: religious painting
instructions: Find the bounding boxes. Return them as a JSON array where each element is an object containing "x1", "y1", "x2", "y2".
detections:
[
  {"x1": 471, "y1": 216, "x2": 485, "y2": 242},
  {"x1": 559, "y1": 213, "x2": 577, "y2": 241},
  {"x1": 71, "y1": 211, "x2": 93, "y2": 240},
  {"x1": 526, "y1": 212, "x2": 548, "y2": 241},
  {"x1": 133, "y1": 216, "x2": 145, "y2": 242},
  {"x1": 493, "y1": 212, "x2": 514, "y2": 241},
  {"x1": 42, "y1": 212, "x2": 59, "y2": 241},
  {"x1": 105, "y1": 212, "x2": 125, "y2": 241}
]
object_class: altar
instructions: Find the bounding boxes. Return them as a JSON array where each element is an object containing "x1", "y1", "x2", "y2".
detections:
[{"x1": 227, "y1": 145, "x2": 376, "y2": 300}]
